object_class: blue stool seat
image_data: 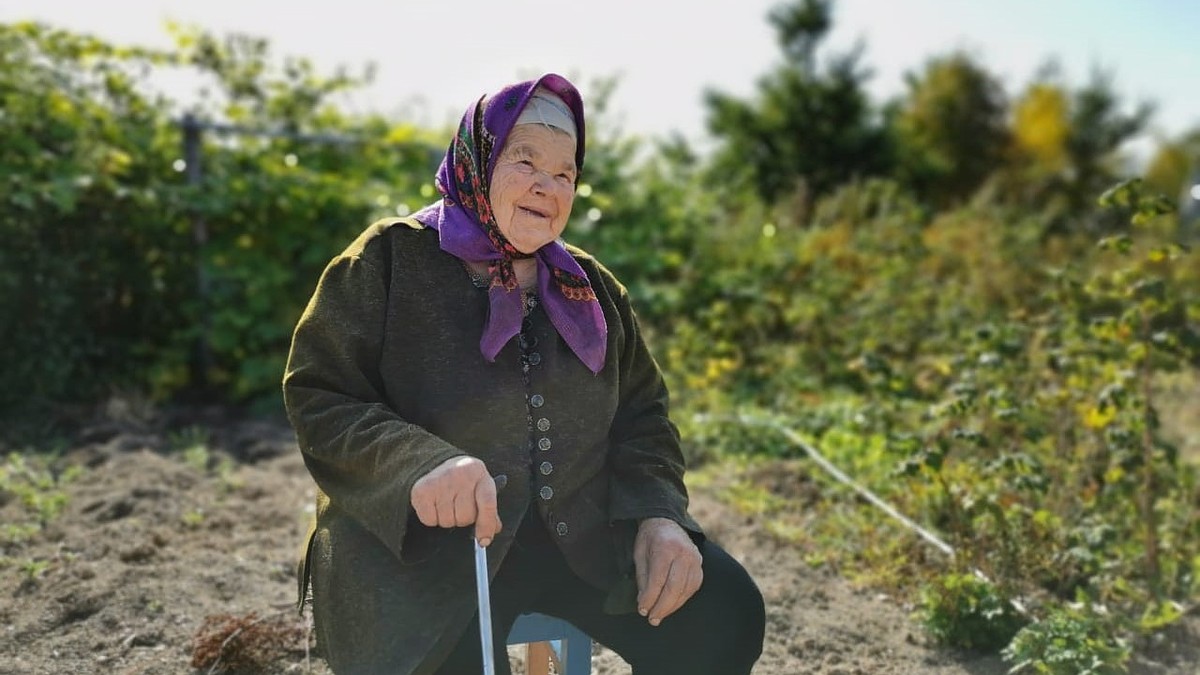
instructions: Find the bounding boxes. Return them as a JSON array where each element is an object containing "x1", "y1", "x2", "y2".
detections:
[{"x1": 507, "y1": 612, "x2": 592, "y2": 675}]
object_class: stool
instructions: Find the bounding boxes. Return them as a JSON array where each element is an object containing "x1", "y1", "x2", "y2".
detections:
[{"x1": 507, "y1": 612, "x2": 592, "y2": 675}]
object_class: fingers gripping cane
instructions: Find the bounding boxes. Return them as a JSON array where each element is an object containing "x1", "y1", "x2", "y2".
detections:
[{"x1": 474, "y1": 538, "x2": 496, "y2": 675}]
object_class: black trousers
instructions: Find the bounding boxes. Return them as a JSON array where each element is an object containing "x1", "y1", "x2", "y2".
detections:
[{"x1": 434, "y1": 511, "x2": 765, "y2": 675}]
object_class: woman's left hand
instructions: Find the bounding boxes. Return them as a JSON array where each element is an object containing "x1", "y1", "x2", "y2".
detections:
[{"x1": 633, "y1": 517, "x2": 703, "y2": 626}]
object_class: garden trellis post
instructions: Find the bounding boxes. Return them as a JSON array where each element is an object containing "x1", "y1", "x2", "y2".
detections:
[{"x1": 176, "y1": 115, "x2": 363, "y2": 392}]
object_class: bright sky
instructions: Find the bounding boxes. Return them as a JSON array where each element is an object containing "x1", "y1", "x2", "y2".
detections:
[{"x1": 4, "y1": 0, "x2": 1198, "y2": 162}]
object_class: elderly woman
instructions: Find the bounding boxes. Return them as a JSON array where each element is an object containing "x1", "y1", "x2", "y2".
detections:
[{"x1": 283, "y1": 73, "x2": 764, "y2": 675}]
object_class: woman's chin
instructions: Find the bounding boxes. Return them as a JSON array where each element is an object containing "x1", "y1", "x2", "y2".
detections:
[
  {"x1": 513, "y1": 240, "x2": 550, "y2": 255},
  {"x1": 509, "y1": 228, "x2": 562, "y2": 254}
]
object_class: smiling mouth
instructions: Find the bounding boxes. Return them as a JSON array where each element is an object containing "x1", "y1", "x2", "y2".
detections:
[{"x1": 519, "y1": 206, "x2": 550, "y2": 219}]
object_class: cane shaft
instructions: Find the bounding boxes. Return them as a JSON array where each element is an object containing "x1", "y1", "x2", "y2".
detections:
[{"x1": 474, "y1": 539, "x2": 496, "y2": 675}]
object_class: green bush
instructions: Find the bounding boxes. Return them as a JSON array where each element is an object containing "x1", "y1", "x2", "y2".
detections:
[
  {"x1": 1002, "y1": 603, "x2": 1130, "y2": 674},
  {"x1": 0, "y1": 23, "x2": 442, "y2": 408},
  {"x1": 0, "y1": 23, "x2": 186, "y2": 406},
  {"x1": 918, "y1": 572, "x2": 1027, "y2": 651}
]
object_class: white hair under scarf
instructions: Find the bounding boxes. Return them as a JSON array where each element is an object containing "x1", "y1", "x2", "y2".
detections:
[{"x1": 515, "y1": 87, "x2": 578, "y2": 140}]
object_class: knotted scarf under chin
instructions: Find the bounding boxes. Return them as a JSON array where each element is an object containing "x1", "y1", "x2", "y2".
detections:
[{"x1": 413, "y1": 200, "x2": 607, "y2": 375}]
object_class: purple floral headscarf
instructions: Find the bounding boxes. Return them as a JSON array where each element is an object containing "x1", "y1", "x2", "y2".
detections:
[{"x1": 413, "y1": 74, "x2": 607, "y2": 374}]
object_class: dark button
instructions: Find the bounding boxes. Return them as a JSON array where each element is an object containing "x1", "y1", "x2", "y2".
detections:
[
  {"x1": 536, "y1": 418, "x2": 550, "y2": 432},
  {"x1": 539, "y1": 461, "x2": 553, "y2": 476},
  {"x1": 522, "y1": 318, "x2": 533, "y2": 333},
  {"x1": 556, "y1": 521, "x2": 569, "y2": 536},
  {"x1": 537, "y1": 437, "x2": 552, "y2": 452},
  {"x1": 539, "y1": 485, "x2": 554, "y2": 500},
  {"x1": 530, "y1": 394, "x2": 545, "y2": 408},
  {"x1": 520, "y1": 334, "x2": 539, "y2": 350},
  {"x1": 528, "y1": 352, "x2": 542, "y2": 366},
  {"x1": 493, "y1": 473, "x2": 508, "y2": 490}
]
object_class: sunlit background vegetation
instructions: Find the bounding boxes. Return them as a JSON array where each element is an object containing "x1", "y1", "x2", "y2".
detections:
[{"x1": 2, "y1": 1, "x2": 1197, "y2": 671}]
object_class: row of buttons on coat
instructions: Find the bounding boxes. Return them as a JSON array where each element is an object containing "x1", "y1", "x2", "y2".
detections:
[{"x1": 521, "y1": 313, "x2": 566, "y2": 537}]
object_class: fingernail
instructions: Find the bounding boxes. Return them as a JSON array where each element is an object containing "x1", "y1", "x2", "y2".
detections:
[
  {"x1": 650, "y1": 618, "x2": 660, "y2": 627},
  {"x1": 638, "y1": 607, "x2": 647, "y2": 616},
  {"x1": 480, "y1": 538, "x2": 491, "y2": 547}
]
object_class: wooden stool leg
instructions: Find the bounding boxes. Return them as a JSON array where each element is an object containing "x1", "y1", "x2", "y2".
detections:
[{"x1": 526, "y1": 641, "x2": 553, "y2": 675}]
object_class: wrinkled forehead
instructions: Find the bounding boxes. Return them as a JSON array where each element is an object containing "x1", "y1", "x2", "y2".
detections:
[{"x1": 500, "y1": 125, "x2": 578, "y2": 162}]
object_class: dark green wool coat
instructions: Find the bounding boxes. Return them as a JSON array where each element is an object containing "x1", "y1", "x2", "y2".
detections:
[{"x1": 282, "y1": 217, "x2": 700, "y2": 675}]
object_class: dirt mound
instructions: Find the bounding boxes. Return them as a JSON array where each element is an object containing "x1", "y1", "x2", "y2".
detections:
[{"x1": 0, "y1": 411, "x2": 1194, "y2": 674}]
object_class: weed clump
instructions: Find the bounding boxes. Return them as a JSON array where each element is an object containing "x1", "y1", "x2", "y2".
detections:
[{"x1": 190, "y1": 610, "x2": 308, "y2": 673}]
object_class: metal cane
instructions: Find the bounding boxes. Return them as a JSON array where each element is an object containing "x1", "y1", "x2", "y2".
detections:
[{"x1": 474, "y1": 538, "x2": 496, "y2": 675}]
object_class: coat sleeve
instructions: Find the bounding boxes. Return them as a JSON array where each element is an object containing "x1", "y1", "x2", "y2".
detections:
[
  {"x1": 605, "y1": 281, "x2": 703, "y2": 537},
  {"x1": 282, "y1": 240, "x2": 466, "y2": 562}
]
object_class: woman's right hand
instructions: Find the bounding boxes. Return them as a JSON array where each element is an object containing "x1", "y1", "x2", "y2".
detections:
[{"x1": 410, "y1": 456, "x2": 502, "y2": 546}]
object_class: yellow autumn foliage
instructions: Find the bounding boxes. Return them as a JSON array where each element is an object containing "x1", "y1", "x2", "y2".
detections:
[{"x1": 1013, "y1": 83, "x2": 1069, "y2": 171}]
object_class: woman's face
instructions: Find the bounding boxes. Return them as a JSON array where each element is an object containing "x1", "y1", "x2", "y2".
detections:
[{"x1": 489, "y1": 125, "x2": 577, "y2": 254}]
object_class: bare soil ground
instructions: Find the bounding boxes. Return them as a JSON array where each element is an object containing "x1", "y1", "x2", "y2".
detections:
[{"x1": 1, "y1": 406, "x2": 1195, "y2": 674}]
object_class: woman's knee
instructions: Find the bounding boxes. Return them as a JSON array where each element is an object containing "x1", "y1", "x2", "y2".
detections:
[
  {"x1": 697, "y1": 540, "x2": 766, "y2": 668},
  {"x1": 738, "y1": 576, "x2": 767, "y2": 666}
]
